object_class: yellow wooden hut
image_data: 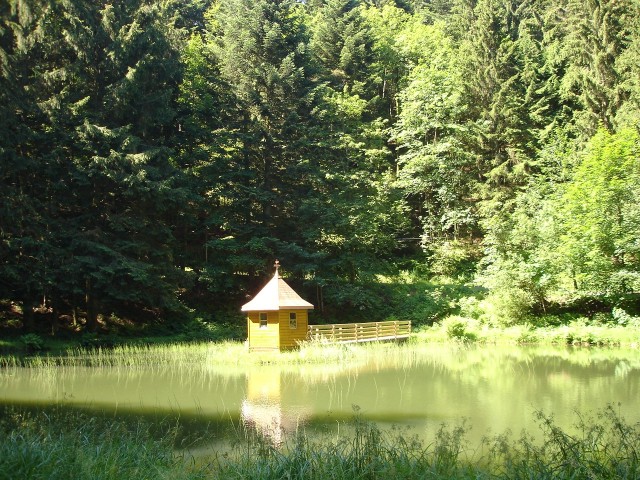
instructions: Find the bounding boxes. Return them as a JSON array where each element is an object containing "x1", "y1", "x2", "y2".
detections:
[{"x1": 241, "y1": 261, "x2": 314, "y2": 352}]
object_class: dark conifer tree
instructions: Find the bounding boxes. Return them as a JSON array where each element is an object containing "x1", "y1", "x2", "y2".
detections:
[
  {"x1": 0, "y1": 0, "x2": 188, "y2": 330},
  {"x1": 207, "y1": 0, "x2": 326, "y2": 280}
]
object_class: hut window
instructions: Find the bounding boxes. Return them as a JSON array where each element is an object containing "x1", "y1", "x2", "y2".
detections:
[
  {"x1": 259, "y1": 313, "x2": 268, "y2": 329},
  {"x1": 289, "y1": 312, "x2": 297, "y2": 329}
]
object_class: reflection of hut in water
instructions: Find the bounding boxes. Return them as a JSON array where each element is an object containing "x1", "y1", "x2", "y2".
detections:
[
  {"x1": 241, "y1": 368, "x2": 311, "y2": 445},
  {"x1": 241, "y1": 261, "x2": 314, "y2": 352}
]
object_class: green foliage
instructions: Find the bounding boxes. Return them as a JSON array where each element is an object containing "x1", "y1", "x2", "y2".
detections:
[
  {"x1": 559, "y1": 128, "x2": 640, "y2": 294},
  {"x1": 386, "y1": 282, "x2": 463, "y2": 325},
  {"x1": 0, "y1": 0, "x2": 189, "y2": 330},
  {"x1": 316, "y1": 274, "x2": 473, "y2": 325},
  {"x1": 612, "y1": 308, "x2": 640, "y2": 327},
  {"x1": 428, "y1": 240, "x2": 480, "y2": 280},
  {"x1": 19, "y1": 334, "x2": 45, "y2": 353},
  {"x1": 310, "y1": 0, "x2": 374, "y2": 91},
  {"x1": 418, "y1": 315, "x2": 640, "y2": 347},
  {"x1": 443, "y1": 316, "x2": 478, "y2": 342},
  {"x1": 2, "y1": 0, "x2": 640, "y2": 334},
  {"x1": 478, "y1": 127, "x2": 640, "y2": 325},
  {"x1": 562, "y1": 0, "x2": 639, "y2": 135}
]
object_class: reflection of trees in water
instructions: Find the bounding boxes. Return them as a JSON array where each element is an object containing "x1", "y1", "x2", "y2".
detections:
[
  {"x1": 236, "y1": 344, "x2": 640, "y2": 447},
  {"x1": 405, "y1": 344, "x2": 640, "y2": 384}
]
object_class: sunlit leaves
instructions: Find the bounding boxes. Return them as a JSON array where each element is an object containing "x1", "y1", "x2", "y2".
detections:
[{"x1": 559, "y1": 128, "x2": 640, "y2": 293}]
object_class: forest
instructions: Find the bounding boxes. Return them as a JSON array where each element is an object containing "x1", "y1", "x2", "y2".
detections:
[{"x1": 1, "y1": 0, "x2": 639, "y2": 336}]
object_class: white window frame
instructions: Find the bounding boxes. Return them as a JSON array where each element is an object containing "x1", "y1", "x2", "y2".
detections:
[{"x1": 259, "y1": 312, "x2": 268, "y2": 329}]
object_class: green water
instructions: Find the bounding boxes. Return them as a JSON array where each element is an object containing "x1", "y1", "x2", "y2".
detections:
[{"x1": 1, "y1": 344, "x2": 639, "y2": 448}]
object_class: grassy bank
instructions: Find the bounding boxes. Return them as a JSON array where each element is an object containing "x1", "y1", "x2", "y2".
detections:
[
  {"x1": 418, "y1": 316, "x2": 640, "y2": 347},
  {"x1": 0, "y1": 318, "x2": 244, "y2": 357},
  {"x1": 2, "y1": 322, "x2": 639, "y2": 369},
  {"x1": 1, "y1": 405, "x2": 638, "y2": 480}
]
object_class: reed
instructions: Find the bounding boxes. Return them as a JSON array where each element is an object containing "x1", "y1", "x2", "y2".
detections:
[
  {"x1": 2, "y1": 331, "x2": 639, "y2": 375},
  {"x1": 0, "y1": 409, "x2": 199, "y2": 480},
  {"x1": 0, "y1": 338, "x2": 415, "y2": 370}
]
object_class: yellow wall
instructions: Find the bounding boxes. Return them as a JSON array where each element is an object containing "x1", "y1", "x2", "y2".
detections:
[
  {"x1": 247, "y1": 311, "x2": 279, "y2": 351},
  {"x1": 247, "y1": 310, "x2": 309, "y2": 351},
  {"x1": 278, "y1": 310, "x2": 308, "y2": 350}
]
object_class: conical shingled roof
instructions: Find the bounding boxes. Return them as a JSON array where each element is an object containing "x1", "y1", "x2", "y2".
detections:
[{"x1": 241, "y1": 268, "x2": 314, "y2": 312}]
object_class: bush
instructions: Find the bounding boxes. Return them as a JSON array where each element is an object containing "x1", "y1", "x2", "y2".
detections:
[
  {"x1": 19, "y1": 334, "x2": 46, "y2": 353},
  {"x1": 323, "y1": 281, "x2": 389, "y2": 319},
  {"x1": 389, "y1": 287, "x2": 453, "y2": 325},
  {"x1": 612, "y1": 307, "x2": 640, "y2": 327},
  {"x1": 429, "y1": 239, "x2": 480, "y2": 280},
  {"x1": 172, "y1": 318, "x2": 244, "y2": 342},
  {"x1": 514, "y1": 325, "x2": 539, "y2": 344},
  {"x1": 442, "y1": 316, "x2": 478, "y2": 342},
  {"x1": 479, "y1": 288, "x2": 535, "y2": 327},
  {"x1": 457, "y1": 296, "x2": 484, "y2": 319}
]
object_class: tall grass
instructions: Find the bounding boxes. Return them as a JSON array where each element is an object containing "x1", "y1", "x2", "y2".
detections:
[
  {"x1": 487, "y1": 406, "x2": 640, "y2": 479},
  {"x1": 217, "y1": 407, "x2": 640, "y2": 479},
  {"x1": 2, "y1": 334, "x2": 639, "y2": 376},
  {"x1": 1, "y1": 405, "x2": 638, "y2": 479},
  {"x1": 0, "y1": 341, "x2": 238, "y2": 369},
  {"x1": 0, "y1": 339, "x2": 412, "y2": 369},
  {"x1": 0, "y1": 409, "x2": 199, "y2": 480}
]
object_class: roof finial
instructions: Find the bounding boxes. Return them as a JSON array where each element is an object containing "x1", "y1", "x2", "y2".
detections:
[{"x1": 274, "y1": 259, "x2": 280, "y2": 276}]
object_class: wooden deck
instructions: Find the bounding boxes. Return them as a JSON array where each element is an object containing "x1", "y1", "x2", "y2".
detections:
[{"x1": 307, "y1": 320, "x2": 411, "y2": 344}]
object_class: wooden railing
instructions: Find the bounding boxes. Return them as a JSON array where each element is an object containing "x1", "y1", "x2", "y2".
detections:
[{"x1": 307, "y1": 320, "x2": 411, "y2": 344}]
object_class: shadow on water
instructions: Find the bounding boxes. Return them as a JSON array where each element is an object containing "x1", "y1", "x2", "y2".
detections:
[{"x1": 0, "y1": 402, "x2": 243, "y2": 453}]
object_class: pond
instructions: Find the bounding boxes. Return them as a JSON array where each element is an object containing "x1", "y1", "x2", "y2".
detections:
[{"x1": 1, "y1": 344, "x2": 639, "y2": 451}]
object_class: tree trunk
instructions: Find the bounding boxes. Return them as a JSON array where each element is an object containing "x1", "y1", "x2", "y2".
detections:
[
  {"x1": 50, "y1": 303, "x2": 59, "y2": 336},
  {"x1": 23, "y1": 298, "x2": 35, "y2": 331},
  {"x1": 86, "y1": 278, "x2": 98, "y2": 332}
]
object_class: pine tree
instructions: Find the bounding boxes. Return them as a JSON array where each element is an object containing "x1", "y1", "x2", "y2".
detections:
[
  {"x1": 458, "y1": 0, "x2": 540, "y2": 189},
  {"x1": 616, "y1": 3, "x2": 640, "y2": 127},
  {"x1": 0, "y1": 0, "x2": 71, "y2": 329},
  {"x1": 562, "y1": 0, "x2": 637, "y2": 135},
  {"x1": 171, "y1": 31, "x2": 258, "y2": 299},
  {"x1": 0, "y1": 0, "x2": 188, "y2": 330},
  {"x1": 66, "y1": 0, "x2": 188, "y2": 327},
  {"x1": 208, "y1": 0, "x2": 324, "y2": 279},
  {"x1": 310, "y1": 0, "x2": 374, "y2": 92}
]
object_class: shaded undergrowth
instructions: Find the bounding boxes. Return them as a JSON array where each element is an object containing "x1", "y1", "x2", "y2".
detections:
[{"x1": 0, "y1": 405, "x2": 638, "y2": 479}]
